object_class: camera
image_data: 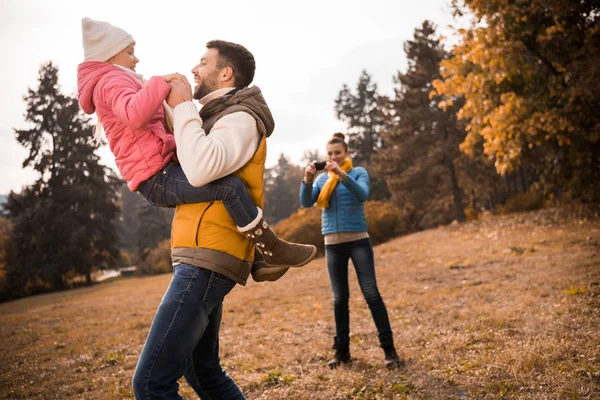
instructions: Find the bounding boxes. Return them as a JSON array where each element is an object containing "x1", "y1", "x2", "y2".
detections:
[{"x1": 314, "y1": 161, "x2": 327, "y2": 171}]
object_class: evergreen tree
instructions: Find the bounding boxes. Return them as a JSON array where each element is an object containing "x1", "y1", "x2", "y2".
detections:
[
  {"x1": 116, "y1": 185, "x2": 173, "y2": 264},
  {"x1": 374, "y1": 21, "x2": 468, "y2": 229},
  {"x1": 135, "y1": 203, "x2": 173, "y2": 263},
  {"x1": 3, "y1": 62, "x2": 121, "y2": 296},
  {"x1": 263, "y1": 154, "x2": 304, "y2": 224},
  {"x1": 335, "y1": 71, "x2": 384, "y2": 166},
  {"x1": 335, "y1": 71, "x2": 390, "y2": 200}
]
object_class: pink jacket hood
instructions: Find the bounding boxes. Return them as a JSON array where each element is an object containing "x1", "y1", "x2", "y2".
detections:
[{"x1": 77, "y1": 62, "x2": 120, "y2": 115}]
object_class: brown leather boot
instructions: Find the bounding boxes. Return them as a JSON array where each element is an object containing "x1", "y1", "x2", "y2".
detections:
[
  {"x1": 239, "y1": 215, "x2": 317, "y2": 268},
  {"x1": 250, "y1": 249, "x2": 289, "y2": 282}
]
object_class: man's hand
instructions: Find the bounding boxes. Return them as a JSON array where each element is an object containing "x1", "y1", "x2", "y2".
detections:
[{"x1": 167, "y1": 77, "x2": 193, "y2": 108}]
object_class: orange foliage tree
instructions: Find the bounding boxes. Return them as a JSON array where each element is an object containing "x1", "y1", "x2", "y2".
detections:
[{"x1": 433, "y1": 0, "x2": 600, "y2": 201}]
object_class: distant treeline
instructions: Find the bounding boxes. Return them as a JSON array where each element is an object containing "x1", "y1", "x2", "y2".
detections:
[{"x1": 1, "y1": 0, "x2": 598, "y2": 300}]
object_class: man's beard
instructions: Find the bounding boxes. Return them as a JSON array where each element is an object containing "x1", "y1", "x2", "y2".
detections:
[
  {"x1": 193, "y1": 72, "x2": 218, "y2": 100},
  {"x1": 193, "y1": 83, "x2": 209, "y2": 100}
]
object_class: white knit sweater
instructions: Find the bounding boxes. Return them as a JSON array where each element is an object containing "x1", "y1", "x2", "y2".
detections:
[{"x1": 170, "y1": 88, "x2": 260, "y2": 187}]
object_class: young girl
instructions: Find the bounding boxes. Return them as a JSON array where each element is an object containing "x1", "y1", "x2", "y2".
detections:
[{"x1": 76, "y1": 17, "x2": 316, "y2": 271}]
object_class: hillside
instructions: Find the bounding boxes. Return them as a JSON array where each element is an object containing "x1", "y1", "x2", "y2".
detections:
[{"x1": 0, "y1": 206, "x2": 598, "y2": 399}]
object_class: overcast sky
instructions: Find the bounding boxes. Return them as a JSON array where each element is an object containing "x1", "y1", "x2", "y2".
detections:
[{"x1": 0, "y1": 0, "x2": 460, "y2": 194}]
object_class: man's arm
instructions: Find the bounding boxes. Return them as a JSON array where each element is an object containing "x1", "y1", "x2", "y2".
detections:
[
  {"x1": 167, "y1": 79, "x2": 260, "y2": 186},
  {"x1": 173, "y1": 104, "x2": 260, "y2": 187}
]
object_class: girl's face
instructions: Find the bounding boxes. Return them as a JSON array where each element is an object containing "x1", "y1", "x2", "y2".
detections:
[
  {"x1": 108, "y1": 43, "x2": 139, "y2": 71},
  {"x1": 326, "y1": 142, "x2": 348, "y2": 165}
]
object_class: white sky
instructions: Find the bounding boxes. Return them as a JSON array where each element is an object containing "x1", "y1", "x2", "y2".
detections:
[{"x1": 0, "y1": 0, "x2": 460, "y2": 194}]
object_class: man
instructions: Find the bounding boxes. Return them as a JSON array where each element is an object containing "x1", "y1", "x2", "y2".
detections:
[{"x1": 132, "y1": 40, "x2": 314, "y2": 399}]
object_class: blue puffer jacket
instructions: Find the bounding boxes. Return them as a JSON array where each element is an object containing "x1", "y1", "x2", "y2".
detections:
[{"x1": 299, "y1": 167, "x2": 369, "y2": 235}]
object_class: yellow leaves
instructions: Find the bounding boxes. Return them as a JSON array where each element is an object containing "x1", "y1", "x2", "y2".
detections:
[{"x1": 430, "y1": 6, "x2": 590, "y2": 182}]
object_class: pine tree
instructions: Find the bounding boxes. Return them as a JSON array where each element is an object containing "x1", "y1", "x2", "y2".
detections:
[
  {"x1": 374, "y1": 21, "x2": 468, "y2": 229},
  {"x1": 335, "y1": 71, "x2": 390, "y2": 200},
  {"x1": 136, "y1": 203, "x2": 173, "y2": 263},
  {"x1": 116, "y1": 184, "x2": 173, "y2": 264},
  {"x1": 3, "y1": 62, "x2": 121, "y2": 296},
  {"x1": 335, "y1": 71, "x2": 384, "y2": 166},
  {"x1": 263, "y1": 154, "x2": 304, "y2": 224}
]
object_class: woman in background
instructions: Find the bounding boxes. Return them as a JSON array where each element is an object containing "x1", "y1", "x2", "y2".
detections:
[{"x1": 299, "y1": 133, "x2": 402, "y2": 369}]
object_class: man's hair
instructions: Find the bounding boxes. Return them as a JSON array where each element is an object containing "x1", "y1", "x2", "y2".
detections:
[{"x1": 206, "y1": 40, "x2": 255, "y2": 88}]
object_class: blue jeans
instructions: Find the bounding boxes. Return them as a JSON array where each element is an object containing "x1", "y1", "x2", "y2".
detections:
[
  {"x1": 132, "y1": 265, "x2": 246, "y2": 400},
  {"x1": 137, "y1": 162, "x2": 258, "y2": 227},
  {"x1": 325, "y1": 238, "x2": 394, "y2": 348}
]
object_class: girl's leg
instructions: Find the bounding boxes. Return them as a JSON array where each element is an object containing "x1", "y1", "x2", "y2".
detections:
[
  {"x1": 138, "y1": 163, "x2": 317, "y2": 269},
  {"x1": 348, "y1": 238, "x2": 394, "y2": 348},
  {"x1": 138, "y1": 163, "x2": 258, "y2": 226}
]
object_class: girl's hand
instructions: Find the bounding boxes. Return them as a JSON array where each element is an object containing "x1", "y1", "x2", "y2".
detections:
[
  {"x1": 162, "y1": 73, "x2": 186, "y2": 83},
  {"x1": 304, "y1": 162, "x2": 317, "y2": 184},
  {"x1": 166, "y1": 78, "x2": 192, "y2": 108}
]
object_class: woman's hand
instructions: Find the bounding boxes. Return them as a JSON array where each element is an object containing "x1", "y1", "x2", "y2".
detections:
[
  {"x1": 325, "y1": 161, "x2": 348, "y2": 180},
  {"x1": 304, "y1": 162, "x2": 317, "y2": 184}
]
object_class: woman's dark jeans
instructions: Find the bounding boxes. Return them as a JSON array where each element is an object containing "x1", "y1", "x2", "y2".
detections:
[
  {"x1": 325, "y1": 238, "x2": 394, "y2": 348},
  {"x1": 138, "y1": 162, "x2": 258, "y2": 227}
]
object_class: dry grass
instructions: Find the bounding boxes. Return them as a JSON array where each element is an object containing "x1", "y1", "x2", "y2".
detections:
[{"x1": 1, "y1": 206, "x2": 599, "y2": 399}]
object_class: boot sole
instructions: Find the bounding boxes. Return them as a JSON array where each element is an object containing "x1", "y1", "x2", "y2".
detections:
[
  {"x1": 327, "y1": 359, "x2": 352, "y2": 369},
  {"x1": 266, "y1": 246, "x2": 318, "y2": 269},
  {"x1": 251, "y1": 266, "x2": 289, "y2": 282}
]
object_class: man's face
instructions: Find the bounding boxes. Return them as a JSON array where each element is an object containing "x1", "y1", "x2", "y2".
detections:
[{"x1": 192, "y1": 48, "x2": 222, "y2": 100}]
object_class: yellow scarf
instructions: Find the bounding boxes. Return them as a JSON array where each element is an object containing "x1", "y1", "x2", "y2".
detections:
[{"x1": 317, "y1": 158, "x2": 353, "y2": 209}]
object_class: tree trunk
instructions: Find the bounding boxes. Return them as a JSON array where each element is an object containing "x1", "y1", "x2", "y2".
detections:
[
  {"x1": 52, "y1": 274, "x2": 66, "y2": 291},
  {"x1": 448, "y1": 161, "x2": 466, "y2": 222},
  {"x1": 519, "y1": 167, "x2": 529, "y2": 193}
]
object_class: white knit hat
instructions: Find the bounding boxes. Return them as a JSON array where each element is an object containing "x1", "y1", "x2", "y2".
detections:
[{"x1": 81, "y1": 17, "x2": 135, "y2": 62}]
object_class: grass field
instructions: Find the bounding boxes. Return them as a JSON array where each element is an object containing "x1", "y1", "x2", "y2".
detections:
[{"x1": 1, "y1": 206, "x2": 599, "y2": 399}]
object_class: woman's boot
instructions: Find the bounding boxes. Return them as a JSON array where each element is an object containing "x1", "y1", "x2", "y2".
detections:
[
  {"x1": 239, "y1": 210, "x2": 317, "y2": 268},
  {"x1": 382, "y1": 344, "x2": 404, "y2": 370},
  {"x1": 327, "y1": 339, "x2": 351, "y2": 369}
]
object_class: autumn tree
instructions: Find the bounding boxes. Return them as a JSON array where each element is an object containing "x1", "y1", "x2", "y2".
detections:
[{"x1": 434, "y1": 0, "x2": 600, "y2": 201}]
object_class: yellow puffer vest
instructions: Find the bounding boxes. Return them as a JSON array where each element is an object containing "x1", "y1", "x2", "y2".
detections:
[{"x1": 170, "y1": 87, "x2": 274, "y2": 285}]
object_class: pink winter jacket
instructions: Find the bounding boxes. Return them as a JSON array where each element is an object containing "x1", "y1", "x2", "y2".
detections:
[{"x1": 77, "y1": 62, "x2": 176, "y2": 191}]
